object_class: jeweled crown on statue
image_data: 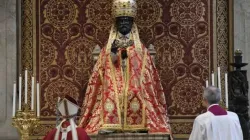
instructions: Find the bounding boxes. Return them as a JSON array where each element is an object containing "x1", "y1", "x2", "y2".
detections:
[{"x1": 112, "y1": 0, "x2": 137, "y2": 18}]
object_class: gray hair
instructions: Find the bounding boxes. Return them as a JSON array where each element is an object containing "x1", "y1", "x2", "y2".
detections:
[{"x1": 203, "y1": 86, "x2": 221, "y2": 104}]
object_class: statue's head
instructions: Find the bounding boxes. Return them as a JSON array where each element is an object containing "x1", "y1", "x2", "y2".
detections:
[
  {"x1": 116, "y1": 16, "x2": 134, "y2": 35},
  {"x1": 112, "y1": 0, "x2": 137, "y2": 35}
]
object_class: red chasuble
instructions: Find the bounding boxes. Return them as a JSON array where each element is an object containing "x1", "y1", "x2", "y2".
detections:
[
  {"x1": 43, "y1": 121, "x2": 90, "y2": 140},
  {"x1": 79, "y1": 44, "x2": 171, "y2": 134}
]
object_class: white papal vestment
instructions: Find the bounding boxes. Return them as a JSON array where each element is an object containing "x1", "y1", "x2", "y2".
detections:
[{"x1": 189, "y1": 105, "x2": 243, "y2": 140}]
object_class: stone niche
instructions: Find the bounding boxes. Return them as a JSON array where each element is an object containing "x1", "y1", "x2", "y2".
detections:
[{"x1": 0, "y1": 0, "x2": 19, "y2": 139}]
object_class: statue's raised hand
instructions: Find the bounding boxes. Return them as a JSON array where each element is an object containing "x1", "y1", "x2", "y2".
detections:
[
  {"x1": 111, "y1": 39, "x2": 119, "y2": 54},
  {"x1": 111, "y1": 40, "x2": 119, "y2": 64}
]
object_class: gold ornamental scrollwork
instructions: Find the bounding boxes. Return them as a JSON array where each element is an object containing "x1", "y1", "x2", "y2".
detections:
[
  {"x1": 216, "y1": 0, "x2": 229, "y2": 107},
  {"x1": 21, "y1": 0, "x2": 35, "y2": 110},
  {"x1": 170, "y1": 122, "x2": 193, "y2": 134},
  {"x1": 21, "y1": 0, "x2": 34, "y2": 70}
]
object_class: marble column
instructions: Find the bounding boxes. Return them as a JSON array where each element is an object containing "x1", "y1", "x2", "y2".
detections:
[
  {"x1": 0, "y1": 0, "x2": 19, "y2": 139},
  {"x1": 234, "y1": 0, "x2": 250, "y2": 115}
]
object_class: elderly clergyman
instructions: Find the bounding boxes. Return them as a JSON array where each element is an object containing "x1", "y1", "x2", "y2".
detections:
[{"x1": 189, "y1": 86, "x2": 243, "y2": 140}]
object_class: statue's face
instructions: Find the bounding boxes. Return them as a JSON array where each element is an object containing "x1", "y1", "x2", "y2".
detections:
[{"x1": 116, "y1": 16, "x2": 134, "y2": 35}]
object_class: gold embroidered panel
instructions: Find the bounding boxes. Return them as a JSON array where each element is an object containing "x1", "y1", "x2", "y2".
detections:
[{"x1": 19, "y1": 0, "x2": 230, "y2": 138}]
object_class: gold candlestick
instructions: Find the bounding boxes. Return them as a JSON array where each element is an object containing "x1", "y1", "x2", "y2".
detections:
[{"x1": 12, "y1": 104, "x2": 40, "y2": 140}]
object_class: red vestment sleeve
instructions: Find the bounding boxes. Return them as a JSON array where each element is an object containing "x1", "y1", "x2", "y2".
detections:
[
  {"x1": 77, "y1": 128, "x2": 91, "y2": 140},
  {"x1": 43, "y1": 128, "x2": 57, "y2": 140},
  {"x1": 43, "y1": 126, "x2": 91, "y2": 140}
]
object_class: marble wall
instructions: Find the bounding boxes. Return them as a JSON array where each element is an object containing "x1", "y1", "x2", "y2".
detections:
[
  {"x1": 0, "y1": 0, "x2": 19, "y2": 139},
  {"x1": 234, "y1": 0, "x2": 250, "y2": 115}
]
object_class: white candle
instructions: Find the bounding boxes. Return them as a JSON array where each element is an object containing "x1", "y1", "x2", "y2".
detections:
[
  {"x1": 205, "y1": 80, "x2": 209, "y2": 87},
  {"x1": 18, "y1": 75, "x2": 22, "y2": 110},
  {"x1": 25, "y1": 69, "x2": 28, "y2": 104},
  {"x1": 218, "y1": 67, "x2": 221, "y2": 90},
  {"x1": 12, "y1": 82, "x2": 16, "y2": 117},
  {"x1": 37, "y1": 82, "x2": 40, "y2": 117},
  {"x1": 212, "y1": 72, "x2": 215, "y2": 86},
  {"x1": 225, "y1": 73, "x2": 228, "y2": 108},
  {"x1": 31, "y1": 76, "x2": 35, "y2": 110}
]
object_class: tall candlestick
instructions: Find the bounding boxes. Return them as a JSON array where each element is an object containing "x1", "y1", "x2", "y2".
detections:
[
  {"x1": 37, "y1": 82, "x2": 40, "y2": 117},
  {"x1": 56, "y1": 97, "x2": 61, "y2": 126},
  {"x1": 218, "y1": 67, "x2": 221, "y2": 90},
  {"x1": 18, "y1": 75, "x2": 22, "y2": 110},
  {"x1": 12, "y1": 82, "x2": 16, "y2": 117},
  {"x1": 205, "y1": 79, "x2": 209, "y2": 87},
  {"x1": 212, "y1": 72, "x2": 215, "y2": 86},
  {"x1": 225, "y1": 73, "x2": 228, "y2": 108},
  {"x1": 25, "y1": 69, "x2": 28, "y2": 104},
  {"x1": 31, "y1": 76, "x2": 35, "y2": 110}
]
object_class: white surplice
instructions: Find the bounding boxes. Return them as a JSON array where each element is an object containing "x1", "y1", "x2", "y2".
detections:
[{"x1": 189, "y1": 109, "x2": 243, "y2": 140}]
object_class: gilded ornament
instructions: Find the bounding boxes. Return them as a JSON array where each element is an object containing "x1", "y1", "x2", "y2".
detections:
[
  {"x1": 130, "y1": 98, "x2": 140, "y2": 112},
  {"x1": 105, "y1": 99, "x2": 115, "y2": 112},
  {"x1": 112, "y1": 0, "x2": 137, "y2": 18}
]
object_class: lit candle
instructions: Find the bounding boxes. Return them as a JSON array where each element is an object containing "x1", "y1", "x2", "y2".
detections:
[
  {"x1": 212, "y1": 72, "x2": 215, "y2": 86},
  {"x1": 31, "y1": 76, "x2": 35, "y2": 110},
  {"x1": 37, "y1": 82, "x2": 40, "y2": 117},
  {"x1": 56, "y1": 97, "x2": 61, "y2": 126},
  {"x1": 12, "y1": 82, "x2": 16, "y2": 117},
  {"x1": 18, "y1": 74, "x2": 22, "y2": 110},
  {"x1": 225, "y1": 73, "x2": 228, "y2": 108},
  {"x1": 25, "y1": 69, "x2": 28, "y2": 104},
  {"x1": 205, "y1": 79, "x2": 209, "y2": 87},
  {"x1": 218, "y1": 67, "x2": 221, "y2": 90}
]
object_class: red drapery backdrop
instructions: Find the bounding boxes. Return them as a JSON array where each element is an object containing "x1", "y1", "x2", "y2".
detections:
[{"x1": 36, "y1": 0, "x2": 213, "y2": 135}]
